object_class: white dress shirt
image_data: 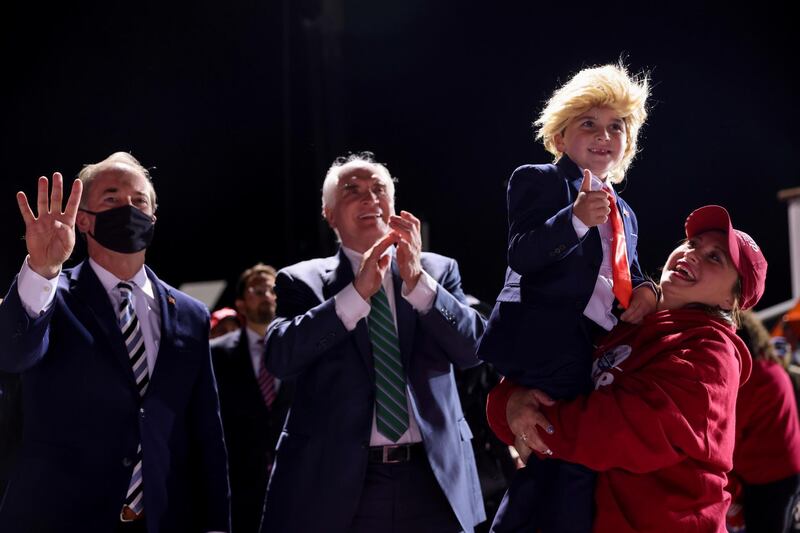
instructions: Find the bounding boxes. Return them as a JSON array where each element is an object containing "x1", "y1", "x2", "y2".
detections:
[{"x1": 333, "y1": 245, "x2": 436, "y2": 446}]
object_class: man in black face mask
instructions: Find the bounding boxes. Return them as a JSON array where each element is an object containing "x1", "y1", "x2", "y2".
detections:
[{"x1": 0, "y1": 152, "x2": 231, "y2": 533}]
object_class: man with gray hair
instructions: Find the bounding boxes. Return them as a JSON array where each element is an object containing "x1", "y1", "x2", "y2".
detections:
[{"x1": 261, "y1": 151, "x2": 487, "y2": 532}]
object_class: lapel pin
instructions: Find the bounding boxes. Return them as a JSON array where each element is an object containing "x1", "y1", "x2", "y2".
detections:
[{"x1": 167, "y1": 295, "x2": 176, "y2": 306}]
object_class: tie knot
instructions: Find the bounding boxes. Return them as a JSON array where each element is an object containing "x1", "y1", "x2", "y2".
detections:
[
  {"x1": 117, "y1": 282, "x2": 133, "y2": 292},
  {"x1": 117, "y1": 282, "x2": 135, "y2": 300}
]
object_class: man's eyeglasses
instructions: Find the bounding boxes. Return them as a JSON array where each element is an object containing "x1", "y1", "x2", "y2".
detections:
[{"x1": 247, "y1": 286, "x2": 275, "y2": 297}]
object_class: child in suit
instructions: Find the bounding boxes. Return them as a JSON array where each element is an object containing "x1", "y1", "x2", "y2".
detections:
[{"x1": 478, "y1": 63, "x2": 657, "y2": 532}]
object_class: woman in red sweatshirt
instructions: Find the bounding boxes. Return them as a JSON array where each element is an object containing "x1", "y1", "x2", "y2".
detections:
[{"x1": 486, "y1": 205, "x2": 768, "y2": 532}]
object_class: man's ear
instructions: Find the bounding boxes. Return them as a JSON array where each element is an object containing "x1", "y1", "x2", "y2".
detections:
[
  {"x1": 234, "y1": 298, "x2": 245, "y2": 315},
  {"x1": 76, "y1": 210, "x2": 91, "y2": 234},
  {"x1": 323, "y1": 207, "x2": 335, "y2": 229}
]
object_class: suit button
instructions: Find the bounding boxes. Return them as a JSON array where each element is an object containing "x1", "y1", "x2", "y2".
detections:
[
  {"x1": 139, "y1": 408, "x2": 146, "y2": 419},
  {"x1": 122, "y1": 457, "x2": 133, "y2": 467}
]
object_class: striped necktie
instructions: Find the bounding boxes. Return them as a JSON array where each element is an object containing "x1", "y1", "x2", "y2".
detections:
[
  {"x1": 368, "y1": 286, "x2": 409, "y2": 442},
  {"x1": 117, "y1": 282, "x2": 149, "y2": 517},
  {"x1": 256, "y1": 339, "x2": 277, "y2": 408}
]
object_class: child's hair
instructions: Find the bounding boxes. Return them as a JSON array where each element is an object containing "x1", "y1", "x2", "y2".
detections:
[{"x1": 534, "y1": 62, "x2": 650, "y2": 184}]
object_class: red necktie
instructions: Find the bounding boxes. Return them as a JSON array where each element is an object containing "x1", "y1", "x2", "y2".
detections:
[
  {"x1": 256, "y1": 340, "x2": 277, "y2": 408},
  {"x1": 605, "y1": 186, "x2": 632, "y2": 308}
]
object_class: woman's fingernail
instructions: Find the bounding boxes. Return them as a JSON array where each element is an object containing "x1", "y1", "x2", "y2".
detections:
[
  {"x1": 545, "y1": 449, "x2": 553, "y2": 456},
  {"x1": 546, "y1": 425, "x2": 554, "y2": 434}
]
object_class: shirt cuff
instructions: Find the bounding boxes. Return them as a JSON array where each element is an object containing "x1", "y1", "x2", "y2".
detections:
[
  {"x1": 571, "y1": 214, "x2": 589, "y2": 238},
  {"x1": 334, "y1": 282, "x2": 371, "y2": 331},
  {"x1": 402, "y1": 270, "x2": 436, "y2": 314},
  {"x1": 17, "y1": 256, "x2": 59, "y2": 318}
]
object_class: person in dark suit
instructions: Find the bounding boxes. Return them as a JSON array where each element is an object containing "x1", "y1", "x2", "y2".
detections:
[
  {"x1": 260, "y1": 151, "x2": 487, "y2": 533},
  {"x1": 0, "y1": 152, "x2": 230, "y2": 533},
  {"x1": 210, "y1": 263, "x2": 293, "y2": 533}
]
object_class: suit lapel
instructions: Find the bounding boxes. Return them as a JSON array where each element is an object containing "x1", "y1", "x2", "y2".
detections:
[
  {"x1": 391, "y1": 260, "x2": 416, "y2": 370},
  {"x1": 322, "y1": 249, "x2": 373, "y2": 376},
  {"x1": 145, "y1": 266, "x2": 178, "y2": 390},
  {"x1": 69, "y1": 261, "x2": 138, "y2": 392},
  {"x1": 616, "y1": 196, "x2": 637, "y2": 266}
]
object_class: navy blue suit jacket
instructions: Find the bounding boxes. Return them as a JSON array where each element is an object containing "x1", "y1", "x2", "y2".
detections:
[
  {"x1": 477, "y1": 157, "x2": 647, "y2": 397},
  {"x1": 0, "y1": 261, "x2": 230, "y2": 533},
  {"x1": 261, "y1": 249, "x2": 487, "y2": 533},
  {"x1": 210, "y1": 327, "x2": 293, "y2": 533}
]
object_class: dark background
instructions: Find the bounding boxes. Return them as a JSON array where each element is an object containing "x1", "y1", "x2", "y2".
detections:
[{"x1": 1, "y1": 1, "x2": 797, "y2": 312}]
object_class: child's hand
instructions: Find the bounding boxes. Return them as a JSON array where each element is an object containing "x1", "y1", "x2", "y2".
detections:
[
  {"x1": 573, "y1": 169, "x2": 610, "y2": 227},
  {"x1": 620, "y1": 284, "x2": 658, "y2": 324}
]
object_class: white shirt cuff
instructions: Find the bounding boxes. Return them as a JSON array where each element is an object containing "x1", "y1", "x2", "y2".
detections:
[
  {"x1": 334, "y1": 282, "x2": 371, "y2": 331},
  {"x1": 402, "y1": 270, "x2": 436, "y2": 314},
  {"x1": 571, "y1": 214, "x2": 589, "y2": 238},
  {"x1": 17, "y1": 256, "x2": 59, "y2": 318}
]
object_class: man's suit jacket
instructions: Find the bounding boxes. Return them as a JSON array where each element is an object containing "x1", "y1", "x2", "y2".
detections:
[
  {"x1": 0, "y1": 261, "x2": 230, "y2": 533},
  {"x1": 210, "y1": 327, "x2": 292, "y2": 533},
  {"x1": 477, "y1": 157, "x2": 648, "y2": 396},
  {"x1": 260, "y1": 249, "x2": 487, "y2": 533}
]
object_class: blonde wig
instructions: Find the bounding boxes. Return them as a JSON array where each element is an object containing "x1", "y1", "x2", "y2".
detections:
[{"x1": 535, "y1": 63, "x2": 650, "y2": 183}]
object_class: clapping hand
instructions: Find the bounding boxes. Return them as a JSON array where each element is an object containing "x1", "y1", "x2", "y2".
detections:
[
  {"x1": 353, "y1": 232, "x2": 397, "y2": 301},
  {"x1": 389, "y1": 210, "x2": 422, "y2": 292}
]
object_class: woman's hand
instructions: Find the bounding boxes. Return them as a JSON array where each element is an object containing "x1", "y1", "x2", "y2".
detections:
[
  {"x1": 507, "y1": 387, "x2": 556, "y2": 456},
  {"x1": 620, "y1": 284, "x2": 658, "y2": 324}
]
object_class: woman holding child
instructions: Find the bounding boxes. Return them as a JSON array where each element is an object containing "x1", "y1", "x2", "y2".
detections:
[{"x1": 487, "y1": 204, "x2": 768, "y2": 532}]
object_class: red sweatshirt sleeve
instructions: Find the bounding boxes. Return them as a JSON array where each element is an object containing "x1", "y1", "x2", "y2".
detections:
[
  {"x1": 539, "y1": 335, "x2": 741, "y2": 474},
  {"x1": 486, "y1": 378, "x2": 522, "y2": 445}
]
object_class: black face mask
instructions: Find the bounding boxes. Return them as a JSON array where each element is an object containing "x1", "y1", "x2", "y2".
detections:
[{"x1": 80, "y1": 205, "x2": 155, "y2": 254}]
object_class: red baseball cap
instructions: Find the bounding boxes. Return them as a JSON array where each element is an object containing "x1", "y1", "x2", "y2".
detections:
[
  {"x1": 210, "y1": 307, "x2": 241, "y2": 330},
  {"x1": 684, "y1": 205, "x2": 767, "y2": 310}
]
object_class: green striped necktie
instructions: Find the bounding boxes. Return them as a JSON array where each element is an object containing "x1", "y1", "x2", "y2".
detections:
[{"x1": 368, "y1": 286, "x2": 409, "y2": 442}]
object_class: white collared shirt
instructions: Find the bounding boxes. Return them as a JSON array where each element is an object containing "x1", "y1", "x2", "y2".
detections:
[
  {"x1": 17, "y1": 256, "x2": 162, "y2": 375},
  {"x1": 333, "y1": 245, "x2": 437, "y2": 446}
]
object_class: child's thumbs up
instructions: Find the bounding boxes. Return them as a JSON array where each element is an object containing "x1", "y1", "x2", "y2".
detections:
[
  {"x1": 574, "y1": 169, "x2": 610, "y2": 227},
  {"x1": 580, "y1": 169, "x2": 593, "y2": 192}
]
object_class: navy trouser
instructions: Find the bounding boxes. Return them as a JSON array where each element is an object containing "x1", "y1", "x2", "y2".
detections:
[
  {"x1": 349, "y1": 448, "x2": 463, "y2": 533},
  {"x1": 490, "y1": 457, "x2": 595, "y2": 533}
]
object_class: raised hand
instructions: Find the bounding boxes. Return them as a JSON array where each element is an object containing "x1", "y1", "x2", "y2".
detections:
[
  {"x1": 353, "y1": 232, "x2": 397, "y2": 301},
  {"x1": 573, "y1": 169, "x2": 611, "y2": 227},
  {"x1": 388, "y1": 210, "x2": 422, "y2": 291},
  {"x1": 17, "y1": 173, "x2": 83, "y2": 279}
]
